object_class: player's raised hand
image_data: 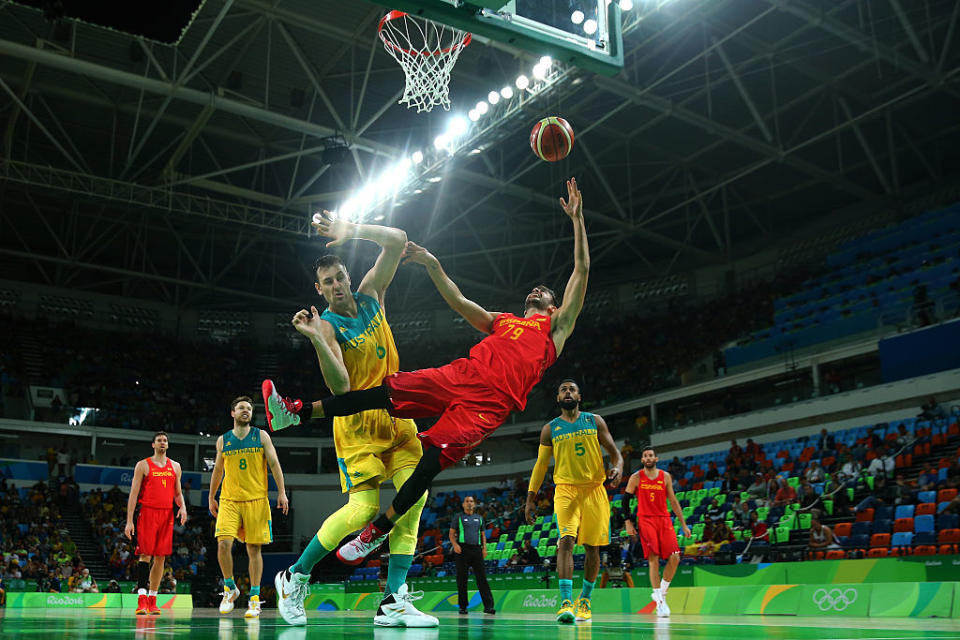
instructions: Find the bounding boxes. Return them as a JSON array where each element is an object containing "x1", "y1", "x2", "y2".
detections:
[
  {"x1": 311, "y1": 210, "x2": 353, "y2": 247},
  {"x1": 401, "y1": 241, "x2": 438, "y2": 267},
  {"x1": 559, "y1": 177, "x2": 582, "y2": 220},
  {"x1": 292, "y1": 306, "x2": 323, "y2": 339},
  {"x1": 208, "y1": 496, "x2": 219, "y2": 518},
  {"x1": 124, "y1": 522, "x2": 135, "y2": 540},
  {"x1": 278, "y1": 492, "x2": 290, "y2": 515}
]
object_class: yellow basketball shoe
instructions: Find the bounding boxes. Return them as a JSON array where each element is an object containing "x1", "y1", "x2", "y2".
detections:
[
  {"x1": 575, "y1": 598, "x2": 592, "y2": 622},
  {"x1": 556, "y1": 599, "x2": 575, "y2": 624}
]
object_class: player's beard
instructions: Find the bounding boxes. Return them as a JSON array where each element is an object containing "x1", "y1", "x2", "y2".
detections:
[
  {"x1": 559, "y1": 397, "x2": 579, "y2": 410},
  {"x1": 643, "y1": 460, "x2": 657, "y2": 469}
]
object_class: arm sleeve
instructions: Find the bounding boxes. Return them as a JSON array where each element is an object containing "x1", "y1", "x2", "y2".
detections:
[
  {"x1": 527, "y1": 445, "x2": 552, "y2": 494},
  {"x1": 621, "y1": 490, "x2": 635, "y2": 524}
]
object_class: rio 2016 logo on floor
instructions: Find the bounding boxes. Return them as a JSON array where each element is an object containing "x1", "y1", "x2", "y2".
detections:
[{"x1": 812, "y1": 588, "x2": 858, "y2": 611}]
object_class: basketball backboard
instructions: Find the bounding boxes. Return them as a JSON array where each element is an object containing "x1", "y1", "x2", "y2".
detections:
[{"x1": 367, "y1": 1, "x2": 623, "y2": 75}]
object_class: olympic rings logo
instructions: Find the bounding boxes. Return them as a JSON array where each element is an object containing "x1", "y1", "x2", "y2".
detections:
[{"x1": 812, "y1": 588, "x2": 858, "y2": 611}]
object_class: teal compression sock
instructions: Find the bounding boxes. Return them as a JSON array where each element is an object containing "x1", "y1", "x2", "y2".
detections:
[
  {"x1": 559, "y1": 578, "x2": 573, "y2": 602},
  {"x1": 291, "y1": 535, "x2": 333, "y2": 575},
  {"x1": 250, "y1": 585, "x2": 260, "y2": 597},
  {"x1": 580, "y1": 578, "x2": 595, "y2": 600},
  {"x1": 385, "y1": 554, "x2": 414, "y2": 596}
]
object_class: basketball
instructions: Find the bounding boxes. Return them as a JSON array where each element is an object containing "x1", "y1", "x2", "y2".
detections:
[{"x1": 530, "y1": 116, "x2": 575, "y2": 162}]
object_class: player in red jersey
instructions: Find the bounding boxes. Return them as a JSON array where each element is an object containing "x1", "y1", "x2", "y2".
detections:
[
  {"x1": 263, "y1": 178, "x2": 589, "y2": 566},
  {"x1": 124, "y1": 431, "x2": 188, "y2": 615},
  {"x1": 621, "y1": 447, "x2": 690, "y2": 617}
]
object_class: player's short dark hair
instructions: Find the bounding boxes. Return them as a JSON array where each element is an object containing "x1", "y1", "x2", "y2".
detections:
[
  {"x1": 313, "y1": 254, "x2": 345, "y2": 282},
  {"x1": 641, "y1": 446, "x2": 656, "y2": 456},
  {"x1": 152, "y1": 431, "x2": 168, "y2": 444},
  {"x1": 463, "y1": 495, "x2": 475, "y2": 503},
  {"x1": 558, "y1": 378, "x2": 580, "y2": 391},
  {"x1": 536, "y1": 284, "x2": 559, "y2": 306},
  {"x1": 231, "y1": 396, "x2": 253, "y2": 410}
]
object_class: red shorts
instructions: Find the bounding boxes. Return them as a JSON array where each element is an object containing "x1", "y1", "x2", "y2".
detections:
[
  {"x1": 135, "y1": 506, "x2": 173, "y2": 556},
  {"x1": 637, "y1": 517, "x2": 679, "y2": 559},
  {"x1": 385, "y1": 358, "x2": 514, "y2": 469}
]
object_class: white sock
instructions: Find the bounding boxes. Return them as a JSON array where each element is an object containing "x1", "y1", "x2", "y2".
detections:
[
  {"x1": 661, "y1": 580, "x2": 671, "y2": 593},
  {"x1": 137, "y1": 588, "x2": 147, "y2": 596},
  {"x1": 149, "y1": 590, "x2": 158, "y2": 597}
]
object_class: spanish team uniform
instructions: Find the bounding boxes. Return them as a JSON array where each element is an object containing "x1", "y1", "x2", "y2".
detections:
[
  {"x1": 135, "y1": 458, "x2": 176, "y2": 556},
  {"x1": 550, "y1": 412, "x2": 610, "y2": 547},
  {"x1": 215, "y1": 427, "x2": 272, "y2": 544},
  {"x1": 385, "y1": 312, "x2": 557, "y2": 469},
  {"x1": 635, "y1": 469, "x2": 679, "y2": 558},
  {"x1": 322, "y1": 292, "x2": 421, "y2": 493}
]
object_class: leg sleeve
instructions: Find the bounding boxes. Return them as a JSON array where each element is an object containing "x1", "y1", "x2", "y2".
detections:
[
  {"x1": 387, "y1": 467, "x2": 427, "y2": 555},
  {"x1": 316, "y1": 490, "x2": 380, "y2": 550}
]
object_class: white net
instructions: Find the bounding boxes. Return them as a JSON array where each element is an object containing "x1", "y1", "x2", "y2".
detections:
[{"x1": 378, "y1": 11, "x2": 471, "y2": 113}]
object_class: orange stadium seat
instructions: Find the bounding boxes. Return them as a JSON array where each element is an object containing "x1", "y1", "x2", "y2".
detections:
[
  {"x1": 913, "y1": 545, "x2": 937, "y2": 556},
  {"x1": 894, "y1": 518, "x2": 914, "y2": 533},
  {"x1": 870, "y1": 533, "x2": 891, "y2": 548},
  {"x1": 938, "y1": 529, "x2": 960, "y2": 544},
  {"x1": 949, "y1": 422, "x2": 959, "y2": 437},
  {"x1": 825, "y1": 549, "x2": 846, "y2": 560},
  {"x1": 834, "y1": 522, "x2": 852, "y2": 537},
  {"x1": 915, "y1": 503, "x2": 937, "y2": 516},
  {"x1": 856, "y1": 509, "x2": 874, "y2": 522},
  {"x1": 939, "y1": 489, "x2": 958, "y2": 503},
  {"x1": 867, "y1": 547, "x2": 888, "y2": 558},
  {"x1": 939, "y1": 544, "x2": 957, "y2": 555}
]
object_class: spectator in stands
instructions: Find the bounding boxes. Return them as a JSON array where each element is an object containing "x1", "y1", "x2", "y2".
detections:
[
  {"x1": 799, "y1": 484, "x2": 819, "y2": 510},
  {"x1": 748, "y1": 511, "x2": 768, "y2": 542},
  {"x1": 727, "y1": 440, "x2": 742, "y2": 466},
  {"x1": 668, "y1": 457, "x2": 685, "y2": 477},
  {"x1": 918, "y1": 464, "x2": 939, "y2": 490},
  {"x1": 55, "y1": 447, "x2": 70, "y2": 478},
  {"x1": 804, "y1": 460, "x2": 824, "y2": 483},
  {"x1": 816, "y1": 429, "x2": 835, "y2": 454},
  {"x1": 705, "y1": 461, "x2": 719, "y2": 481},
  {"x1": 939, "y1": 462, "x2": 960, "y2": 489},
  {"x1": 160, "y1": 568, "x2": 177, "y2": 594},
  {"x1": 72, "y1": 568, "x2": 97, "y2": 594},
  {"x1": 867, "y1": 446, "x2": 894, "y2": 479},
  {"x1": 895, "y1": 424, "x2": 911, "y2": 448},
  {"x1": 839, "y1": 454, "x2": 862, "y2": 482},
  {"x1": 919, "y1": 396, "x2": 944, "y2": 421},
  {"x1": 517, "y1": 540, "x2": 540, "y2": 566},
  {"x1": 746, "y1": 473, "x2": 767, "y2": 499},
  {"x1": 105, "y1": 579, "x2": 121, "y2": 593},
  {"x1": 773, "y1": 478, "x2": 797, "y2": 507},
  {"x1": 824, "y1": 473, "x2": 851, "y2": 517},
  {"x1": 745, "y1": 438, "x2": 760, "y2": 459},
  {"x1": 733, "y1": 500, "x2": 751, "y2": 529},
  {"x1": 806, "y1": 517, "x2": 840, "y2": 557},
  {"x1": 705, "y1": 497, "x2": 724, "y2": 524}
]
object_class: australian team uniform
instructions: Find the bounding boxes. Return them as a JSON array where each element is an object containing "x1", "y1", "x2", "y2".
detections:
[
  {"x1": 385, "y1": 312, "x2": 557, "y2": 469},
  {"x1": 322, "y1": 291, "x2": 421, "y2": 493},
  {"x1": 215, "y1": 427, "x2": 272, "y2": 544},
  {"x1": 550, "y1": 412, "x2": 610, "y2": 546},
  {"x1": 135, "y1": 457, "x2": 176, "y2": 556},
  {"x1": 634, "y1": 469, "x2": 679, "y2": 558}
]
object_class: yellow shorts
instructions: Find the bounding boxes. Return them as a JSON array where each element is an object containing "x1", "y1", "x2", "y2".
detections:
[
  {"x1": 215, "y1": 498, "x2": 272, "y2": 544},
  {"x1": 554, "y1": 483, "x2": 610, "y2": 547},
  {"x1": 333, "y1": 409, "x2": 422, "y2": 493}
]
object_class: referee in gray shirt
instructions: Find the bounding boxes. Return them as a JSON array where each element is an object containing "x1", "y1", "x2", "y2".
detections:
[{"x1": 449, "y1": 495, "x2": 495, "y2": 615}]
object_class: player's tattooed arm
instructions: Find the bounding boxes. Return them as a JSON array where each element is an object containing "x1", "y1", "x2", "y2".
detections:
[
  {"x1": 402, "y1": 240, "x2": 500, "y2": 333},
  {"x1": 551, "y1": 178, "x2": 589, "y2": 355}
]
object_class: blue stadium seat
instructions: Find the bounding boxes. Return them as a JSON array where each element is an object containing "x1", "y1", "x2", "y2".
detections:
[
  {"x1": 894, "y1": 505, "x2": 915, "y2": 520},
  {"x1": 914, "y1": 515, "x2": 935, "y2": 533},
  {"x1": 938, "y1": 502, "x2": 953, "y2": 514},
  {"x1": 875, "y1": 505, "x2": 894, "y2": 522},
  {"x1": 851, "y1": 521, "x2": 872, "y2": 537},
  {"x1": 891, "y1": 532, "x2": 913, "y2": 547},
  {"x1": 914, "y1": 531, "x2": 937, "y2": 545},
  {"x1": 872, "y1": 519, "x2": 892, "y2": 534},
  {"x1": 941, "y1": 514, "x2": 960, "y2": 529},
  {"x1": 850, "y1": 534, "x2": 870, "y2": 548}
]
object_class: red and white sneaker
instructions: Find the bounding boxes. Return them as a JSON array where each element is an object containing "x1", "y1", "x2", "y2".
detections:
[
  {"x1": 135, "y1": 594, "x2": 149, "y2": 615},
  {"x1": 147, "y1": 594, "x2": 161, "y2": 615},
  {"x1": 262, "y1": 380, "x2": 302, "y2": 432},
  {"x1": 337, "y1": 522, "x2": 388, "y2": 565}
]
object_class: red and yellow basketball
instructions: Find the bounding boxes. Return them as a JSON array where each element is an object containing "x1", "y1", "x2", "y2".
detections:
[{"x1": 530, "y1": 116, "x2": 575, "y2": 162}]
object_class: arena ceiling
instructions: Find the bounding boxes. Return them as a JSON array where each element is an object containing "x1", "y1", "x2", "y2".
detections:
[{"x1": 1, "y1": 0, "x2": 959, "y2": 313}]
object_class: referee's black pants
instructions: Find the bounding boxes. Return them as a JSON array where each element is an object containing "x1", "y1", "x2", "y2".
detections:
[{"x1": 455, "y1": 544, "x2": 494, "y2": 611}]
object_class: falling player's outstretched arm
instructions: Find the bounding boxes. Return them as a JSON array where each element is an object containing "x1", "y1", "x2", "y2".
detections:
[
  {"x1": 261, "y1": 431, "x2": 289, "y2": 515},
  {"x1": 594, "y1": 414, "x2": 623, "y2": 486},
  {"x1": 311, "y1": 210, "x2": 408, "y2": 307},
  {"x1": 208, "y1": 436, "x2": 225, "y2": 517},
  {"x1": 525, "y1": 423, "x2": 554, "y2": 524},
  {"x1": 664, "y1": 471, "x2": 691, "y2": 537},
  {"x1": 402, "y1": 240, "x2": 499, "y2": 334},
  {"x1": 292, "y1": 310, "x2": 351, "y2": 394},
  {"x1": 172, "y1": 461, "x2": 188, "y2": 525},
  {"x1": 550, "y1": 178, "x2": 589, "y2": 355},
  {"x1": 124, "y1": 460, "x2": 147, "y2": 539}
]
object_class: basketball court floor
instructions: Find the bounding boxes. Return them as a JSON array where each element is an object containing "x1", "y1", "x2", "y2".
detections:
[{"x1": 3, "y1": 609, "x2": 960, "y2": 640}]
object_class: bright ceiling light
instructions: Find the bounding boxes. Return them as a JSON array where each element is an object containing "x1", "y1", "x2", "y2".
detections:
[
  {"x1": 500, "y1": 86, "x2": 514, "y2": 100},
  {"x1": 449, "y1": 116, "x2": 469, "y2": 137},
  {"x1": 571, "y1": 10, "x2": 585, "y2": 24},
  {"x1": 583, "y1": 18, "x2": 598, "y2": 35},
  {"x1": 533, "y1": 63, "x2": 548, "y2": 80},
  {"x1": 619, "y1": 0, "x2": 633, "y2": 9},
  {"x1": 433, "y1": 134, "x2": 449, "y2": 150},
  {"x1": 468, "y1": 109, "x2": 480, "y2": 121},
  {"x1": 539, "y1": 55, "x2": 553, "y2": 68},
  {"x1": 487, "y1": 90, "x2": 500, "y2": 105},
  {"x1": 515, "y1": 74, "x2": 530, "y2": 90},
  {"x1": 411, "y1": 150, "x2": 424, "y2": 164},
  {"x1": 476, "y1": 100, "x2": 489, "y2": 115}
]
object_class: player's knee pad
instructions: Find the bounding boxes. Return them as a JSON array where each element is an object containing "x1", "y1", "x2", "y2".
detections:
[{"x1": 317, "y1": 490, "x2": 380, "y2": 549}]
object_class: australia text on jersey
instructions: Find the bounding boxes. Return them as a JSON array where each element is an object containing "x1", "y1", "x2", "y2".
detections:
[
  {"x1": 223, "y1": 446, "x2": 262, "y2": 458},
  {"x1": 552, "y1": 427, "x2": 598, "y2": 443},
  {"x1": 340, "y1": 307, "x2": 386, "y2": 351}
]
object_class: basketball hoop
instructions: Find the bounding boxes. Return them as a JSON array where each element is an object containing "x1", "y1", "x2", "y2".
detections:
[{"x1": 378, "y1": 10, "x2": 472, "y2": 113}]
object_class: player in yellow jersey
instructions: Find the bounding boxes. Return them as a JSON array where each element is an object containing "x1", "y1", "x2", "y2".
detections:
[
  {"x1": 208, "y1": 396, "x2": 289, "y2": 619},
  {"x1": 526, "y1": 379, "x2": 623, "y2": 624},
  {"x1": 265, "y1": 212, "x2": 435, "y2": 628}
]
